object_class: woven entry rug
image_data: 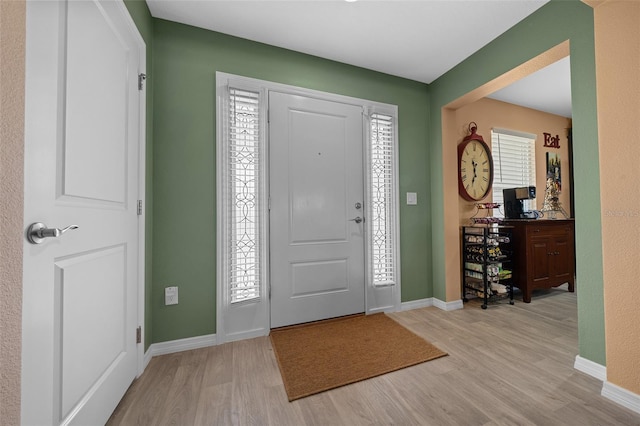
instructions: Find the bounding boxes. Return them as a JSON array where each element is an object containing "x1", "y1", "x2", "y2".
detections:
[{"x1": 269, "y1": 313, "x2": 448, "y2": 401}]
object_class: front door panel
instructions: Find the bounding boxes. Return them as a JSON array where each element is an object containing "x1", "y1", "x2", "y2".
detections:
[{"x1": 269, "y1": 92, "x2": 365, "y2": 328}]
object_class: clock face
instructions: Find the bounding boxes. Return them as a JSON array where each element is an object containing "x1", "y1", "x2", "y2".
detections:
[{"x1": 458, "y1": 139, "x2": 494, "y2": 201}]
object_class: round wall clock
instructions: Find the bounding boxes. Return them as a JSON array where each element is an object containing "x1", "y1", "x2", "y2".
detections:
[{"x1": 458, "y1": 123, "x2": 494, "y2": 201}]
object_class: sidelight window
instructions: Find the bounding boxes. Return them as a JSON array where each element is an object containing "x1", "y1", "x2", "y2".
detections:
[
  {"x1": 370, "y1": 113, "x2": 398, "y2": 287},
  {"x1": 228, "y1": 88, "x2": 261, "y2": 303}
]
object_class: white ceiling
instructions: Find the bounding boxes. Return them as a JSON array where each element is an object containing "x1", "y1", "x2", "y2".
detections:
[
  {"x1": 488, "y1": 56, "x2": 572, "y2": 118},
  {"x1": 146, "y1": 0, "x2": 572, "y2": 117}
]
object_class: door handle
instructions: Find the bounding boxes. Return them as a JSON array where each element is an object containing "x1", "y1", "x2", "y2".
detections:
[
  {"x1": 27, "y1": 222, "x2": 79, "y2": 245},
  {"x1": 349, "y1": 217, "x2": 364, "y2": 224}
]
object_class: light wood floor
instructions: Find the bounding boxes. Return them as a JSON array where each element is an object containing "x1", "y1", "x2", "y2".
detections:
[{"x1": 108, "y1": 287, "x2": 640, "y2": 425}]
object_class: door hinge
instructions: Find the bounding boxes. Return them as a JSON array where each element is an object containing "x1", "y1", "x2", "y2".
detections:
[
  {"x1": 137, "y1": 200, "x2": 143, "y2": 215},
  {"x1": 136, "y1": 326, "x2": 142, "y2": 344},
  {"x1": 138, "y1": 73, "x2": 146, "y2": 91}
]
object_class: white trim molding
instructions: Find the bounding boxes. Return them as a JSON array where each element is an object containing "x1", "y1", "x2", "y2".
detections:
[
  {"x1": 399, "y1": 297, "x2": 464, "y2": 312},
  {"x1": 574, "y1": 355, "x2": 607, "y2": 382},
  {"x1": 142, "y1": 296, "x2": 441, "y2": 366},
  {"x1": 400, "y1": 298, "x2": 434, "y2": 311},
  {"x1": 433, "y1": 298, "x2": 464, "y2": 311},
  {"x1": 216, "y1": 79, "x2": 270, "y2": 345},
  {"x1": 215, "y1": 72, "x2": 401, "y2": 342},
  {"x1": 602, "y1": 381, "x2": 640, "y2": 415},
  {"x1": 143, "y1": 348, "x2": 153, "y2": 370},
  {"x1": 146, "y1": 334, "x2": 217, "y2": 359},
  {"x1": 135, "y1": 52, "x2": 147, "y2": 381}
]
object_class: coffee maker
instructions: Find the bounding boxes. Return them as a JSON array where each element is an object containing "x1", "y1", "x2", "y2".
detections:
[{"x1": 503, "y1": 186, "x2": 537, "y2": 219}]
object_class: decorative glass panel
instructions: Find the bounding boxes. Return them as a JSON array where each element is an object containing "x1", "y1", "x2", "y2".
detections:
[
  {"x1": 370, "y1": 113, "x2": 396, "y2": 286},
  {"x1": 229, "y1": 88, "x2": 260, "y2": 303}
]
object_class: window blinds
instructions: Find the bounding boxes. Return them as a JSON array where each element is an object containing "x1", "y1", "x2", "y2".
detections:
[
  {"x1": 491, "y1": 129, "x2": 537, "y2": 215},
  {"x1": 228, "y1": 88, "x2": 261, "y2": 303},
  {"x1": 370, "y1": 113, "x2": 397, "y2": 286}
]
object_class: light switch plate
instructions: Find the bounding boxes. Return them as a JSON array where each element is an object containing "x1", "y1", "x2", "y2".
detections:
[
  {"x1": 407, "y1": 192, "x2": 418, "y2": 205},
  {"x1": 165, "y1": 286, "x2": 178, "y2": 305}
]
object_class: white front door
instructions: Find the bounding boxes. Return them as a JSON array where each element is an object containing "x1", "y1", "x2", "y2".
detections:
[
  {"x1": 22, "y1": 1, "x2": 144, "y2": 424},
  {"x1": 269, "y1": 92, "x2": 365, "y2": 328}
]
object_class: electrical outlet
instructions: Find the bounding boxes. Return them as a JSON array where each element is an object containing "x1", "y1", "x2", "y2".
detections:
[
  {"x1": 407, "y1": 192, "x2": 418, "y2": 205},
  {"x1": 165, "y1": 286, "x2": 178, "y2": 305}
]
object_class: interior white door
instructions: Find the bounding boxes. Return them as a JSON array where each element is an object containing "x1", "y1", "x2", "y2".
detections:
[
  {"x1": 269, "y1": 92, "x2": 365, "y2": 328},
  {"x1": 22, "y1": 1, "x2": 143, "y2": 424}
]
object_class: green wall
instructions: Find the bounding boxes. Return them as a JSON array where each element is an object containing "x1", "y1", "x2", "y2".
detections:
[
  {"x1": 428, "y1": 0, "x2": 605, "y2": 364},
  {"x1": 151, "y1": 19, "x2": 431, "y2": 343},
  {"x1": 123, "y1": 0, "x2": 154, "y2": 351},
  {"x1": 127, "y1": 0, "x2": 606, "y2": 366}
]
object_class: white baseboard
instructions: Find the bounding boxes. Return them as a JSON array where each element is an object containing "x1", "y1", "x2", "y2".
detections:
[
  {"x1": 143, "y1": 347, "x2": 153, "y2": 370},
  {"x1": 574, "y1": 355, "x2": 607, "y2": 381},
  {"x1": 368, "y1": 305, "x2": 397, "y2": 315},
  {"x1": 400, "y1": 297, "x2": 464, "y2": 312},
  {"x1": 220, "y1": 328, "x2": 269, "y2": 344},
  {"x1": 148, "y1": 333, "x2": 217, "y2": 358},
  {"x1": 433, "y1": 298, "x2": 464, "y2": 311},
  {"x1": 400, "y1": 297, "x2": 433, "y2": 311},
  {"x1": 602, "y1": 381, "x2": 640, "y2": 415},
  {"x1": 573, "y1": 355, "x2": 640, "y2": 415}
]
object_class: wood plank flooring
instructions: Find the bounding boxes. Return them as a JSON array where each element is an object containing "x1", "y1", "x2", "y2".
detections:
[{"x1": 108, "y1": 286, "x2": 640, "y2": 425}]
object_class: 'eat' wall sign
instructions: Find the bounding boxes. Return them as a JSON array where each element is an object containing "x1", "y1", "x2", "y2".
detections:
[{"x1": 543, "y1": 132, "x2": 560, "y2": 148}]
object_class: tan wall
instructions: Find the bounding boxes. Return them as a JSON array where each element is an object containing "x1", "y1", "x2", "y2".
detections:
[
  {"x1": 456, "y1": 98, "x2": 572, "y2": 224},
  {"x1": 441, "y1": 42, "x2": 570, "y2": 302},
  {"x1": 0, "y1": 0, "x2": 26, "y2": 423},
  {"x1": 593, "y1": 0, "x2": 640, "y2": 395}
]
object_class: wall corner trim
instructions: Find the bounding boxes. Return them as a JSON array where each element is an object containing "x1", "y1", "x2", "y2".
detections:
[
  {"x1": 433, "y1": 298, "x2": 464, "y2": 311},
  {"x1": 147, "y1": 334, "x2": 217, "y2": 359},
  {"x1": 602, "y1": 381, "x2": 640, "y2": 415},
  {"x1": 400, "y1": 298, "x2": 433, "y2": 311},
  {"x1": 399, "y1": 297, "x2": 466, "y2": 312},
  {"x1": 574, "y1": 355, "x2": 607, "y2": 381}
]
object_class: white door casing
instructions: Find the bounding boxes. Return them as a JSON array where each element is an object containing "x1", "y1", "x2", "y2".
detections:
[
  {"x1": 216, "y1": 73, "x2": 400, "y2": 343},
  {"x1": 269, "y1": 92, "x2": 365, "y2": 328},
  {"x1": 22, "y1": 1, "x2": 145, "y2": 424}
]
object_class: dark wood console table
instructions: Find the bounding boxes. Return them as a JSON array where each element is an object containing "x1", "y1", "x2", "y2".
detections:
[{"x1": 503, "y1": 219, "x2": 575, "y2": 303}]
